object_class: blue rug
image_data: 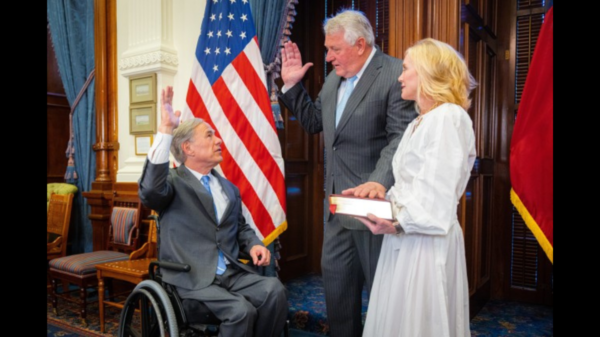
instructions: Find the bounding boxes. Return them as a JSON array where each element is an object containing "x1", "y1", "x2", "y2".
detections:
[
  {"x1": 470, "y1": 299, "x2": 553, "y2": 336},
  {"x1": 285, "y1": 272, "x2": 366, "y2": 334},
  {"x1": 284, "y1": 273, "x2": 552, "y2": 336},
  {"x1": 48, "y1": 273, "x2": 553, "y2": 336}
]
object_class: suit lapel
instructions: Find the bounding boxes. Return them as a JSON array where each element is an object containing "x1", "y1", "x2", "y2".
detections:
[
  {"x1": 177, "y1": 165, "x2": 218, "y2": 223},
  {"x1": 324, "y1": 75, "x2": 342, "y2": 134},
  {"x1": 335, "y1": 50, "x2": 383, "y2": 134}
]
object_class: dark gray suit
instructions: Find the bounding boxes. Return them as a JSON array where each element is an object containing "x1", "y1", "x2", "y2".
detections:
[
  {"x1": 139, "y1": 160, "x2": 288, "y2": 337},
  {"x1": 278, "y1": 49, "x2": 417, "y2": 337}
]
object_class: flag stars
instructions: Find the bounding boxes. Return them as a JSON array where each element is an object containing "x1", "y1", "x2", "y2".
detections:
[{"x1": 202, "y1": 2, "x2": 254, "y2": 68}]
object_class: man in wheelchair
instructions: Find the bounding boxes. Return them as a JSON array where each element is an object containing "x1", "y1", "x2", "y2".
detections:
[{"x1": 137, "y1": 85, "x2": 288, "y2": 336}]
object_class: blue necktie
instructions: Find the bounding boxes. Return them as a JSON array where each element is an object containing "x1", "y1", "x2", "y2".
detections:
[
  {"x1": 200, "y1": 175, "x2": 227, "y2": 275},
  {"x1": 335, "y1": 75, "x2": 358, "y2": 127}
]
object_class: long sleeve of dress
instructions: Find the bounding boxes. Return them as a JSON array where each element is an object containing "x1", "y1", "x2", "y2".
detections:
[{"x1": 388, "y1": 104, "x2": 476, "y2": 236}]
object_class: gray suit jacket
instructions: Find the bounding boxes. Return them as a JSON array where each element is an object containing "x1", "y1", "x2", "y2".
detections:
[
  {"x1": 138, "y1": 160, "x2": 264, "y2": 290},
  {"x1": 278, "y1": 49, "x2": 417, "y2": 230}
]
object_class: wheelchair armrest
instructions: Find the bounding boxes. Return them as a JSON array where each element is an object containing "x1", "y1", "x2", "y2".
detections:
[{"x1": 149, "y1": 260, "x2": 191, "y2": 280}]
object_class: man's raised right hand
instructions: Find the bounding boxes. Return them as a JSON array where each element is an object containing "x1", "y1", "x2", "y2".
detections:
[
  {"x1": 159, "y1": 86, "x2": 181, "y2": 134},
  {"x1": 281, "y1": 41, "x2": 314, "y2": 89}
]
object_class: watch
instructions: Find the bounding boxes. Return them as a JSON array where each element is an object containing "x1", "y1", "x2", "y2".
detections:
[{"x1": 392, "y1": 220, "x2": 403, "y2": 234}]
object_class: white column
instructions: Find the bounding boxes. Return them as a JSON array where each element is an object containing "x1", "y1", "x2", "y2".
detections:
[{"x1": 116, "y1": 0, "x2": 205, "y2": 182}]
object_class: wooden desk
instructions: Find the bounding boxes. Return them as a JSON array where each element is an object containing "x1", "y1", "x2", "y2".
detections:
[{"x1": 96, "y1": 258, "x2": 156, "y2": 333}]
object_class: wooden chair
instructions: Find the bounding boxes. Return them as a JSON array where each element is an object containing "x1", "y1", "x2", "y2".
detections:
[
  {"x1": 47, "y1": 193, "x2": 75, "y2": 262},
  {"x1": 47, "y1": 192, "x2": 76, "y2": 293},
  {"x1": 48, "y1": 195, "x2": 142, "y2": 327},
  {"x1": 47, "y1": 183, "x2": 78, "y2": 211},
  {"x1": 96, "y1": 212, "x2": 158, "y2": 333}
]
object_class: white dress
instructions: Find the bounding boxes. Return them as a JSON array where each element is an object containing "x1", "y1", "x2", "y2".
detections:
[{"x1": 362, "y1": 103, "x2": 476, "y2": 337}]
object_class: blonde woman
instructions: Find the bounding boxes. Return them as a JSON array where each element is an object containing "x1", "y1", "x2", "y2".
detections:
[{"x1": 344, "y1": 38, "x2": 477, "y2": 337}]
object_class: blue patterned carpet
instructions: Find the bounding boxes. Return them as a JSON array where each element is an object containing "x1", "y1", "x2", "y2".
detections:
[
  {"x1": 48, "y1": 273, "x2": 553, "y2": 336},
  {"x1": 283, "y1": 273, "x2": 553, "y2": 336}
]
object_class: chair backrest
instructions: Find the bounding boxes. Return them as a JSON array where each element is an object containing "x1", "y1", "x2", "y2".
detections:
[
  {"x1": 107, "y1": 195, "x2": 143, "y2": 254},
  {"x1": 47, "y1": 193, "x2": 75, "y2": 260},
  {"x1": 47, "y1": 183, "x2": 78, "y2": 211},
  {"x1": 146, "y1": 212, "x2": 158, "y2": 258},
  {"x1": 129, "y1": 211, "x2": 159, "y2": 260}
]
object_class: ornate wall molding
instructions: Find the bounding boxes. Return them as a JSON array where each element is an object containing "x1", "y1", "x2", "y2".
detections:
[
  {"x1": 118, "y1": 0, "x2": 178, "y2": 77},
  {"x1": 119, "y1": 50, "x2": 179, "y2": 76}
]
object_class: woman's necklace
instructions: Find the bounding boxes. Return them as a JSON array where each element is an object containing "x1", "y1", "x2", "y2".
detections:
[{"x1": 411, "y1": 102, "x2": 441, "y2": 135}]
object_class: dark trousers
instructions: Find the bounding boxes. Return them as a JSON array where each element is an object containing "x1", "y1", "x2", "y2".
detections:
[
  {"x1": 178, "y1": 266, "x2": 288, "y2": 337},
  {"x1": 321, "y1": 215, "x2": 384, "y2": 337}
]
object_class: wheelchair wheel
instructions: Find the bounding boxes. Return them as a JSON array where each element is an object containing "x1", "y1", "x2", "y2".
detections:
[{"x1": 119, "y1": 280, "x2": 179, "y2": 337}]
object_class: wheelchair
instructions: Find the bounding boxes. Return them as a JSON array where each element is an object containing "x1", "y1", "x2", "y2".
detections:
[{"x1": 118, "y1": 215, "x2": 289, "y2": 337}]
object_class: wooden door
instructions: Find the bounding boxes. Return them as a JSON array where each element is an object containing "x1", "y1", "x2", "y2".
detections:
[{"x1": 460, "y1": 1, "x2": 501, "y2": 316}]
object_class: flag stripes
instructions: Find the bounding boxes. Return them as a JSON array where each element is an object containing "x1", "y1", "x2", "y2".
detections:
[
  {"x1": 184, "y1": 0, "x2": 287, "y2": 245},
  {"x1": 185, "y1": 44, "x2": 286, "y2": 244}
]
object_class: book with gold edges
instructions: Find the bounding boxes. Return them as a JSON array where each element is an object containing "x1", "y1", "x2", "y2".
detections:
[{"x1": 328, "y1": 194, "x2": 394, "y2": 221}]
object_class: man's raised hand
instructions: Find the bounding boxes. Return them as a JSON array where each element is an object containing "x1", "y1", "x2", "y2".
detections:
[
  {"x1": 159, "y1": 86, "x2": 181, "y2": 134},
  {"x1": 281, "y1": 41, "x2": 313, "y2": 88}
]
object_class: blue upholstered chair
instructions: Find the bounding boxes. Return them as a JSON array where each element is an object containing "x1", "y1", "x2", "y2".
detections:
[{"x1": 48, "y1": 195, "x2": 142, "y2": 327}]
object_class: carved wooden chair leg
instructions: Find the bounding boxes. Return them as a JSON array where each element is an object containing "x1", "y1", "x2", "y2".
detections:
[
  {"x1": 79, "y1": 287, "x2": 88, "y2": 327},
  {"x1": 51, "y1": 279, "x2": 59, "y2": 316}
]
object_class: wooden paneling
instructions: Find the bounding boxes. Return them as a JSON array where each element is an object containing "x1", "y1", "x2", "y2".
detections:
[
  {"x1": 47, "y1": 24, "x2": 67, "y2": 94},
  {"x1": 47, "y1": 23, "x2": 70, "y2": 184},
  {"x1": 388, "y1": 0, "x2": 460, "y2": 58},
  {"x1": 47, "y1": 98, "x2": 70, "y2": 183},
  {"x1": 277, "y1": 0, "x2": 327, "y2": 282},
  {"x1": 278, "y1": 174, "x2": 312, "y2": 281},
  {"x1": 461, "y1": 1, "x2": 499, "y2": 317},
  {"x1": 90, "y1": 0, "x2": 120, "y2": 185},
  {"x1": 82, "y1": 0, "x2": 121, "y2": 252},
  {"x1": 357, "y1": 0, "x2": 391, "y2": 54}
]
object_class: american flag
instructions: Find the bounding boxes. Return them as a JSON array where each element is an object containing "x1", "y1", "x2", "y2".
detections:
[{"x1": 181, "y1": 0, "x2": 287, "y2": 245}]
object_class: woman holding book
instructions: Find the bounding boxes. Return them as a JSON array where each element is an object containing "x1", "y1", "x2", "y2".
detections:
[{"x1": 343, "y1": 38, "x2": 477, "y2": 337}]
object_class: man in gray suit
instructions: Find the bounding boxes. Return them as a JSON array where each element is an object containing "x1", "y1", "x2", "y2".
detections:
[
  {"x1": 278, "y1": 9, "x2": 417, "y2": 337},
  {"x1": 139, "y1": 86, "x2": 288, "y2": 337}
]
